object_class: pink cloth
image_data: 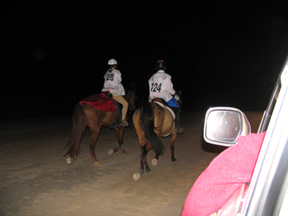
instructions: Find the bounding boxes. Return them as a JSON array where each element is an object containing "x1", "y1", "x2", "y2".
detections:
[
  {"x1": 182, "y1": 132, "x2": 266, "y2": 216},
  {"x1": 79, "y1": 93, "x2": 116, "y2": 112}
]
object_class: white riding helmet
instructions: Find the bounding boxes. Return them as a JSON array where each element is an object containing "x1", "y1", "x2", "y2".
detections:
[{"x1": 108, "y1": 58, "x2": 118, "y2": 65}]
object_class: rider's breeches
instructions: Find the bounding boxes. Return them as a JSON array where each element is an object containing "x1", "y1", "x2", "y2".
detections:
[{"x1": 112, "y1": 94, "x2": 128, "y2": 120}]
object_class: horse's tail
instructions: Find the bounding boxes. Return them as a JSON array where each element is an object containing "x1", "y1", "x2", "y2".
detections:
[
  {"x1": 140, "y1": 101, "x2": 165, "y2": 155},
  {"x1": 64, "y1": 103, "x2": 87, "y2": 157}
]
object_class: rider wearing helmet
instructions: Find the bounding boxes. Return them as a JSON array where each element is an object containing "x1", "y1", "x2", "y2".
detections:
[
  {"x1": 102, "y1": 58, "x2": 129, "y2": 127},
  {"x1": 148, "y1": 60, "x2": 184, "y2": 134}
]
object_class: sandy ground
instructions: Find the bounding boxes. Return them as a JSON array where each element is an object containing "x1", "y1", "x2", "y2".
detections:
[{"x1": 0, "y1": 110, "x2": 262, "y2": 216}]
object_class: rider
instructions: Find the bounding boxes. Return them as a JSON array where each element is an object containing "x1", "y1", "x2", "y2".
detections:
[
  {"x1": 148, "y1": 59, "x2": 184, "y2": 134},
  {"x1": 102, "y1": 58, "x2": 129, "y2": 127}
]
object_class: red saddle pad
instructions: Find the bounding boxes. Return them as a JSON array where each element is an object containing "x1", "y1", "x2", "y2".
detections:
[{"x1": 79, "y1": 93, "x2": 116, "y2": 112}]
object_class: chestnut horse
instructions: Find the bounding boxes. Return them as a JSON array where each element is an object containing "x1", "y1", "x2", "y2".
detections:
[
  {"x1": 64, "y1": 90, "x2": 136, "y2": 166},
  {"x1": 132, "y1": 91, "x2": 182, "y2": 181}
]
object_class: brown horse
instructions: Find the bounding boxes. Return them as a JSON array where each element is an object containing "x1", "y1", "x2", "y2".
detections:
[
  {"x1": 132, "y1": 91, "x2": 182, "y2": 181},
  {"x1": 64, "y1": 90, "x2": 136, "y2": 166}
]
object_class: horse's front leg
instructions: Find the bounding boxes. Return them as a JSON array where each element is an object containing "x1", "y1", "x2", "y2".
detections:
[
  {"x1": 170, "y1": 127, "x2": 177, "y2": 162},
  {"x1": 108, "y1": 125, "x2": 125, "y2": 155},
  {"x1": 89, "y1": 130, "x2": 100, "y2": 166}
]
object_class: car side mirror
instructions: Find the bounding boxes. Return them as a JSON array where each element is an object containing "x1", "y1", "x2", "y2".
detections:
[{"x1": 203, "y1": 107, "x2": 251, "y2": 147}]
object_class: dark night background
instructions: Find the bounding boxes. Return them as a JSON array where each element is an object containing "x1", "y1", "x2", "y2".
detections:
[{"x1": 2, "y1": 1, "x2": 288, "y2": 120}]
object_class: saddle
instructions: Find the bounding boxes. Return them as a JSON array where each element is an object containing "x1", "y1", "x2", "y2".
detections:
[
  {"x1": 79, "y1": 92, "x2": 121, "y2": 113},
  {"x1": 152, "y1": 98, "x2": 176, "y2": 120}
]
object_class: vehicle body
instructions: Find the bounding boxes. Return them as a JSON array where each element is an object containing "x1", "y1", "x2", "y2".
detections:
[{"x1": 203, "y1": 55, "x2": 288, "y2": 215}]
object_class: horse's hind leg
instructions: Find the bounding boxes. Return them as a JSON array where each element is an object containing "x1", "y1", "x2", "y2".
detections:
[
  {"x1": 137, "y1": 138, "x2": 152, "y2": 174},
  {"x1": 108, "y1": 125, "x2": 125, "y2": 155},
  {"x1": 152, "y1": 135, "x2": 162, "y2": 166},
  {"x1": 152, "y1": 153, "x2": 159, "y2": 166},
  {"x1": 65, "y1": 104, "x2": 87, "y2": 165},
  {"x1": 153, "y1": 128, "x2": 177, "y2": 165},
  {"x1": 86, "y1": 109, "x2": 105, "y2": 165},
  {"x1": 133, "y1": 136, "x2": 147, "y2": 181},
  {"x1": 142, "y1": 142, "x2": 153, "y2": 174},
  {"x1": 89, "y1": 130, "x2": 100, "y2": 166}
]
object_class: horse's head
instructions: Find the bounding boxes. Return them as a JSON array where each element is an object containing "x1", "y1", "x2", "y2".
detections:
[{"x1": 125, "y1": 90, "x2": 137, "y2": 112}]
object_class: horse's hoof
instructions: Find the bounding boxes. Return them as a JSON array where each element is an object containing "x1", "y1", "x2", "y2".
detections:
[
  {"x1": 152, "y1": 158, "x2": 158, "y2": 166},
  {"x1": 133, "y1": 173, "x2": 141, "y2": 181},
  {"x1": 171, "y1": 158, "x2": 177, "y2": 163},
  {"x1": 66, "y1": 157, "x2": 73, "y2": 165},
  {"x1": 139, "y1": 168, "x2": 144, "y2": 174},
  {"x1": 94, "y1": 161, "x2": 100, "y2": 166},
  {"x1": 107, "y1": 149, "x2": 114, "y2": 156},
  {"x1": 145, "y1": 167, "x2": 151, "y2": 173},
  {"x1": 176, "y1": 126, "x2": 185, "y2": 135}
]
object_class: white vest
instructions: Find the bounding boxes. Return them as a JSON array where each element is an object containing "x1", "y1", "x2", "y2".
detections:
[
  {"x1": 102, "y1": 69, "x2": 125, "y2": 96},
  {"x1": 148, "y1": 70, "x2": 175, "y2": 102}
]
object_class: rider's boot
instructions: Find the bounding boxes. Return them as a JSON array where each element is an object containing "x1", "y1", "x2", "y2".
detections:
[{"x1": 120, "y1": 119, "x2": 129, "y2": 127}]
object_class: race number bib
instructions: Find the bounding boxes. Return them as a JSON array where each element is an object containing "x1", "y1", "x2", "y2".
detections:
[
  {"x1": 106, "y1": 74, "x2": 114, "y2": 81},
  {"x1": 150, "y1": 83, "x2": 162, "y2": 92}
]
